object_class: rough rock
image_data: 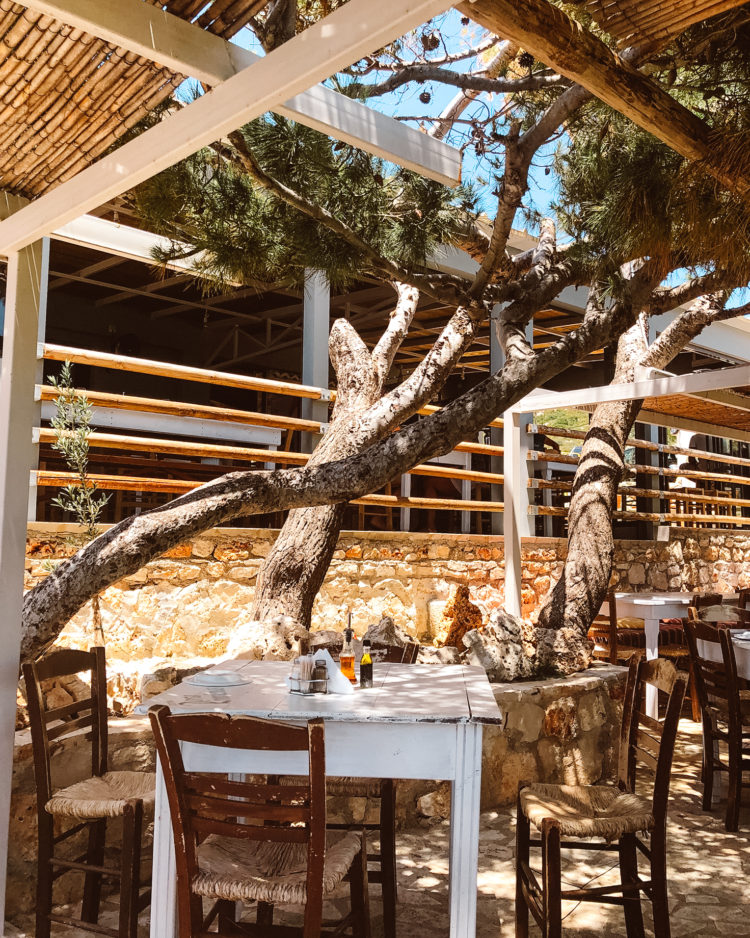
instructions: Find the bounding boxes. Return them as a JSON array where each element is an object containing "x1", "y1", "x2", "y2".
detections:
[
  {"x1": 462, "y1": 609, "x2": 536, "y2": 682},
  {"x1": 309, "y1": 629, "x2": 344, "y2": 651},
  {"x1": 363, "y1": 615, "x2": 412, "y2": 647},
  {"x1": 535, "y1": 625, "x2": 594, "y2": 675},
  {"x1": 433, "y1": 584, "x2": 483, "y2": 648},
  {"x1": 417, "y1": 645, "x2": 461, "y2": 665},
  {"x1": 140, "y1": 666, "x2": 178, "y2": 702},
  {"x1": 417, "y1": 784, "x2": 451, "y2": 820},
  {"x1": 225, "y1": 615, "x2": 310, "y2": 660}
]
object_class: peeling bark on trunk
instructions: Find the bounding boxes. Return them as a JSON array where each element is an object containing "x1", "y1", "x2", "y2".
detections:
[
  {"x1": 537, "y1": 293, "x2": 733, "y2": 638},
  {"x1": 536, "y1": 320, "x2": 644, "y2": 633}
]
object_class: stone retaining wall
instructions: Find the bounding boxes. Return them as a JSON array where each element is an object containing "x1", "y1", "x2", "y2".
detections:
[
  {"x1": 25, "y1": 523, "x2": 750, "y2": 711},
  {"x1": 7, "y1": 665, "x2": 625, "y2": 926}
]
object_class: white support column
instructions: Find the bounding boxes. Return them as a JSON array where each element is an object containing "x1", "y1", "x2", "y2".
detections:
[
  {"x1": 503, "y1": 410, "x2": 530, "y2": 616},
  {"x1": 400, "y1": 473, "x2": 411, "y2": 532},
  {"x1": 0, "y1": 206, "x2": 47, "y2": 923},
  {"x1": 489, "y1": 305, "x2": 504, "y2": 536},
  {"x1": 27, "y1": 238, "x2": 50, "y2": 522},
  {"x1": 300, "y1": 270, "x2": 330, "y2": 453}
]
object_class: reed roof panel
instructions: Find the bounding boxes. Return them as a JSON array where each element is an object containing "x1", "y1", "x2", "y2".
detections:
[
  {"x1": 585, "y1": 0, "x2": 750, "y2": 51},
  {"x1": 3, "y1": 0, "x2": 267, "y2": 198}
]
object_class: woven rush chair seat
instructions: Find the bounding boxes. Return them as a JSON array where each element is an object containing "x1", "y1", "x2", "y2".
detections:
[
  {"x1": 280, "y1": 774, "x2": 383, "y2": 798},
  {"x1": 193, "y1": 830, "x2": 362, "y2": 905},
  {"x1": 323, "y1": 777, "x2": 384, "y2": 798},
  {"x1": 46, "y1": 770, "x2": 156, "y2": 820},
  {"x1": 520, "y1": 783, "x2": 654, "y2": 841}
]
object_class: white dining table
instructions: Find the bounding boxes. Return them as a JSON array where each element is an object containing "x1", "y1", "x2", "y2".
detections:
[
  {"x1": 137, "y1": 659, "x2": 503, "y2": 938},
  {"x1": 603, "y1": 592, "x2": 693, "y2": 717}
]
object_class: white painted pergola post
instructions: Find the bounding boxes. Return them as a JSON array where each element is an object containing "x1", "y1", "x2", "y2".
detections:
[
  {"x1": 489, "y1": 304, "x2": 504, "y2": 536},
  {"x1": 27, "y1": 239, "x2": 50, "y2": 522},
  {"x1": 502, "y1": 319, "x2": 534, "y2": 616},
  {"x1": 0, "y1": 208, "x2": 47, "y2": 923},
  {"x1": 301, "y1": 270, "x2": 330, "y2": 452}
]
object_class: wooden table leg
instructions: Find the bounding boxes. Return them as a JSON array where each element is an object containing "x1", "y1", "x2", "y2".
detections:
[{"x1": 449, "y1": 723, "x2": 482, "y2": 938}]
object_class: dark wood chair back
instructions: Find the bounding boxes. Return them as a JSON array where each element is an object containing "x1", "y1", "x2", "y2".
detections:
[
  {"x1": 618, "y1": 655, "x2": 687, "y2": 830},
  {"x1": 689, "y1": 592, "x2": 724, "y2": 611},
  {"x1": 684, "y1": 617, "x2": 736, "y2": 722},
  {"x1": 738, "y1": 588, "x2": 750, "y2": 610},
  {"x1": 149, "y1": 707, "x2": 327, "y2": 938},
  {"x1": 370, "y1": 642, "x2": 419, "y2": 664},
  {"x1": 22, "y1": 647, "x2": 108, "y2": 812},
  {"x1": 589, "y1": 591, "x2": 619, "y2": 664}
]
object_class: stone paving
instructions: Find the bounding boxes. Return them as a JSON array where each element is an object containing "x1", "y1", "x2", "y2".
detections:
[{"x1": 8, "y1": 721, "x2": 750, "y2": 938}]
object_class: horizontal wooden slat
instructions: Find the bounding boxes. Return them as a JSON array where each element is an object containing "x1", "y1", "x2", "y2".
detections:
[
  {"x1": 536, "y1": 505, "x2": 750, "y2": 527},
  {"x1": 43, "y1": 344, "x2": 327, "y2": 400},
  {"x1": 38, "y1": 429, "x2": 504, "y2": 483},
  {"x1": 188, "y1": 793, "x2": 309, "y2": 823},
  {"x1": 45, "y1": 697, "x2": 93, "y2": 722},
  {"x1": 37, "y1": 386, "x2": 324, "y2": 434},
  {"x1": 34, "y1": 470, "x2": 505, "y2": 512},
  {"x1": 46, "y1": 713, "x2": 93, "y2": 740}
]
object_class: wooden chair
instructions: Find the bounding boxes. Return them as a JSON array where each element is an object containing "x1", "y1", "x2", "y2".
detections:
[
  {"x1": 683, "y1": 618, "x2": 750, "y2": 831},
  {"x1": 588, "y1": 592, "x2": 645, "y2": 664},
  {"x1": 515, "y1": 655, "x2": 687, "y2": 938},
  {"x1": 148, "y1": 707, "x2": 370, "y2": 938},
  {"x1": 22, "y1": 647, "x2": 154, "y2": 938}
]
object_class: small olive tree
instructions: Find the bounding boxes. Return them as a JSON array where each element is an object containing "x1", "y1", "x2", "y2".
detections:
[{"x1": 48, "y1": 362, "x2": 110, "y2": 641}]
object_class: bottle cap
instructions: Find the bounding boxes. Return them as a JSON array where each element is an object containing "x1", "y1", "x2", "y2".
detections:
[
  {"x1": 363, "y1": 639, "x2": 371, "y2": 647},
  {"x1": 344, "y1": 627, "x2": 354, "y2": 641}
]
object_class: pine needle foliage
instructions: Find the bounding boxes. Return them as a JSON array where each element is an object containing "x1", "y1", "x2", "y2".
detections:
[
  {"x1": 553, "y1": 108, "x2": 750, "y2": 289},
  {"x1": 134, "y1": 115, "x2": 476, "y2": 294}
]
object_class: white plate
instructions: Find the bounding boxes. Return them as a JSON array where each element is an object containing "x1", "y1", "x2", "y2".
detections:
[{"x1": 183, "y1": 670, "x2": 251, "y2": 687}]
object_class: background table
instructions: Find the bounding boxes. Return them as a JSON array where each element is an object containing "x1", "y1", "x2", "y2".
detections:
[
  {"x1": 604, "y1": 592, "x2": 693, "y2": 717},
  {"x1": 138, "y1": 659, "x2": 502, "y2": 938}
]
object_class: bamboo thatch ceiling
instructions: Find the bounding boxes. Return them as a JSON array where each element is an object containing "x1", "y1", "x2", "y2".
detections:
[
  {"x1": 642, "y1": 392, "x2": 750, "y2": 433},
  {"x1": 586, "y1": 0, "x2": 750, "y2": 51},
  {"x1": 3, "y1": 0, "x2": 267, "y2": 199}
]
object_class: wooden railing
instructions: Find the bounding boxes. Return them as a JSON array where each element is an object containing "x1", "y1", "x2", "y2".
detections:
[
  {"x1": 530, "y1": 423, "x2": 750, "y2": 529},
  {"x1": 34, "y1": 345, "x2": 505, "y2": 530},
  {"x1": 34, "y1": 344, "x2": 750, "y2": 532}
]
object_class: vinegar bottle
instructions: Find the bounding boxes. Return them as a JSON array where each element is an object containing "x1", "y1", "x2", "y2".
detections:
[{"x1": 340, "y1": 625, "x2": 356, "y2": 684}]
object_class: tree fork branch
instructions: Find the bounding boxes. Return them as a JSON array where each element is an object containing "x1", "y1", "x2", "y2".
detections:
[{"x1": 22, "y1": 292, "x2": 641, "y2": 661}]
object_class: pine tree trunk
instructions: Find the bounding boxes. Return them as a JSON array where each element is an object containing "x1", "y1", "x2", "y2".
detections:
[
  {"x1": 536, "y1": 293, "x2": 728, "y2": 637},
  {"x1": 250, "y1": 316, "x2": 387, "y2": 627},
  {"x1": 536, "y1": 323, "x2": 645, "y2": 633}
]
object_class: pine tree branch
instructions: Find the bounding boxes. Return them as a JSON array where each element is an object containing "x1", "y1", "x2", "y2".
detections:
[
  {"x1": 642, "y1": 291, "x2": 741, "y2": 369},
  {"x1": 430, "y1": 40, "x2": 519, "y2": 141},
  {"x1": 370, "y1": 282, "x2": 421, "y2": 389},
  {"x1": 352, "y1": 65, "x2": 567, "y2": 99},
  {"x1": 219, "y1": 133, "x2": 470, "y2": 308},
  {"x1": 648, "y1": 271, "x2": 727, "y2": 315},
  {"x1": 498, "y1": 218, "x2": 556, "y2": 363}
]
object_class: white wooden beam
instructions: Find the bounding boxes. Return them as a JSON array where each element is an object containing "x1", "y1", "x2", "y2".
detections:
[
  {"x1": 21, "y1": 0, "x2": 460, "y2": 187},
  {"x1": 518, "y1": 362, "x2": 750, "y2": 413},
  {"x1": 0, "y1": 194, "x2": 45, "y2": 926},
  {"x1": 0, "y1": 0, "x2": 453, "y2": 255}
]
